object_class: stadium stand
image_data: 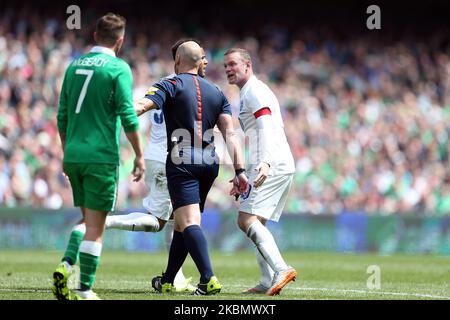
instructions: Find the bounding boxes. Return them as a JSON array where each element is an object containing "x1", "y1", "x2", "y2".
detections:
[{"x1": 1, "y1": 1, "x2": 450, "y2": 217}]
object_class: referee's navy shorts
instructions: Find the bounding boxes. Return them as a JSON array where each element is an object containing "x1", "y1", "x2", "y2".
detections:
[{"x1": 166, "y1": 159, "x2": 219, "y2": 213}]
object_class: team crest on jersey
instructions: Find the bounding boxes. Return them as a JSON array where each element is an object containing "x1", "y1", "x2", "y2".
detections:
[
  {"x1": 153, "y1": 111, "x2": 164, "y2": 124},
  {"x1": 146, "y1": 86, "x2": 159, "y2": 95}
]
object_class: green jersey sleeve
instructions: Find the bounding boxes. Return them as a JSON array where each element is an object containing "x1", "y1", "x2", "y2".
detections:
[
  {"x1": 57, "y1": 68, "x2": 70, "y2": 135},
  {"x1": 115, "y1": 63, "x2": 139, "y2": 133}
]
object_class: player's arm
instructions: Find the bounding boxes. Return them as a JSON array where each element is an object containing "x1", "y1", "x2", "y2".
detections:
[
  {"x1": 136, "y1": 82, "x2": 174, "y2": 116},
  {"x1": 125, "y1": 130, "x2": 145, "y2": 182},
  {"x1": 252, "y1": 112, "x2": 274, "y2": 187},
  {"x1": 217, "y1": 113, "x2": 248, "y2": 197},
  {"x1": 115, "y1": 63, "x2": 145, "y2": 182},
  {"x1": 59, "y1": 134, "x2": 66, "y2": 150},
  {"x1": 134, "y1": 97, "x2": 156, "y2": 116},
  {"x1": 217, "y1": 113, "x2": 245, "y2": 172},
  {"x1": 217, "y1": 92, "x2": 248, "y2": 196},
  {"x1": 251, "y1": 97, "x2": 275, "y2": 188},
  {"x1": 57, "y1": 69, "x2": 69, "y2": 152}
]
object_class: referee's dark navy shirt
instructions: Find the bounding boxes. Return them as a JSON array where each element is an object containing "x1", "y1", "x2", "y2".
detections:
[{"x1": 145, "y1": 73, "x2": 231, "y2": 163}]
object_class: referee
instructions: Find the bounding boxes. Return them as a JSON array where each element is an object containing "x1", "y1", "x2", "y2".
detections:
[{"x1": 137, "y1": 41, "x2": 248, "y2": 295}]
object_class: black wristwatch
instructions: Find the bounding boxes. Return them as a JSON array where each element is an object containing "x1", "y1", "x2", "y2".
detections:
[{"x1": 235, "y1": 168, "x2": 246, "y2": 176}]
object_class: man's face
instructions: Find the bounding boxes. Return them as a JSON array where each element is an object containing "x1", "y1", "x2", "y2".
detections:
[
  {"x1": 198, "y1": 49, "x2": 208, "y2": 77},
  {"x1": 223, "y1": 52, "x2": 249, "y2": 87}
]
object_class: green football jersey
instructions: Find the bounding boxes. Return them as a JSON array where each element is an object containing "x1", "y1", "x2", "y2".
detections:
[{"x1": 57, "y1": 46, "x2": 139, "y2": 164}]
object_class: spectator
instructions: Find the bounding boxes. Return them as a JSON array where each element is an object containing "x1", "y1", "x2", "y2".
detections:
[{"x1": 1, "y1": 4, "x2": 450, "y2": 216}]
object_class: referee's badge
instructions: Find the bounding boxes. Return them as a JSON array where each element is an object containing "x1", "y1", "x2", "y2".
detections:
[{"x1": 146, "y1": 86, "x2": 159, "y2": 95}]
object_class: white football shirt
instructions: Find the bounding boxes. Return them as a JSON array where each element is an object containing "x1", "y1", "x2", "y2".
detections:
[
  {"x1": 142, "y1": 73, "x2": 176, "y2": 163},
  {"x1": 143, "y1": 108, "x2": 167, "y2": 163},
  {"x1": 239, "y1": 75, "x2": 295, "y2": 175}
]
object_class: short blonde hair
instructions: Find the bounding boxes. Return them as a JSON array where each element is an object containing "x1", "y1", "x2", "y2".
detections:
[{"x1": 224, "y1": 48, "x2": 252, "y2": 64}]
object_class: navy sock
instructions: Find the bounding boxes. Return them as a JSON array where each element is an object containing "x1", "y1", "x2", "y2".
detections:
[
  {"x1": 183, "y1": 225, "x2": 214, "y2": 284},
  {"x1": 62, "y1": 257, "x2": 74, "y2": 265},
  {"x1": 162, "y1": 231, "x2": 188, "y2": 284}
]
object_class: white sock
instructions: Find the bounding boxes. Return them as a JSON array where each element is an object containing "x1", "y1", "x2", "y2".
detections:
[
  {"x1": 79, "y1": 240, "x2": 102, "y2": 256},
  {"x1": 246, "y1": 220, "x2": 289, "y2": 273},
  {"x1": 105, "y1": 212, "x2": 159, "y2": 232},
  {"x1": 255, "y1": 248, "x2": 274, "y2": 288},
  {"x1": 164, "y1": 220, "x2": 174, "y2": 251},
  {"x1": 174, "y1": 268, "x2": 187, "y2": 284},
  {"x1": 72, "y1": 223, "x2": 86, "y2": 234},
  {"x1": 75, "y1": 289, "x2": 97, "y2": 299},
  {"x1": 61, "y1": 260, "x2": 73, "y2": 273}
]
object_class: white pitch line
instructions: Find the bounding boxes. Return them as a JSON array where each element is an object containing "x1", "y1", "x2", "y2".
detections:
[
  {"x1": 227, "y1": 285, "x2": 450, "y2": 300},
  {"x1": 295, "y1": 287, "x2": 450, "y2": 300},
  {"x1": 0, "y1": 288, "x2": 49, "y2": 293},
  {"x1": 2, "y1": 285, "x2": 449, "y2": 300}
]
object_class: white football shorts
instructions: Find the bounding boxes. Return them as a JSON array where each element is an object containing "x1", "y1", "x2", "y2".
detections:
[
  {"x1": 142, "y1": 160, "x2": 173, "y2": 220},
  {"x1": 239, "y1": 173, "x2": 294, "y2": 222}
]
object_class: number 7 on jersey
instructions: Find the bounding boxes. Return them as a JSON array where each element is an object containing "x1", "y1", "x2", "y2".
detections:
[{"x1": 75, "y1": 69, "x2": 94, "y2": 113}]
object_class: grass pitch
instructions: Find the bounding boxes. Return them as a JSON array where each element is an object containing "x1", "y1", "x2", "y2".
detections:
[{"x1": 0, "y1": 250, "x2": 448, "y2": 300}]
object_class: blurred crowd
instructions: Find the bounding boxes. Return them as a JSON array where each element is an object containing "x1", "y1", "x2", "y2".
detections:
[{"x1": 1, "y1": 5, "x2": 450, "y2": 216}]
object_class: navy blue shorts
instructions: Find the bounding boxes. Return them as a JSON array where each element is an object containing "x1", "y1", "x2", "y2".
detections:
[{"x1": 166, "y1": 160, "x2": 219, "y2": 213}]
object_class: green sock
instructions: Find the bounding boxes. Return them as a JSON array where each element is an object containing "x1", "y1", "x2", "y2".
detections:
[
  {"x1": 79, "y1": 241, "x2": 102, "y2": 290},
  {"x1": 62, "y1": 226, "x2": 85, "y2": 265}
]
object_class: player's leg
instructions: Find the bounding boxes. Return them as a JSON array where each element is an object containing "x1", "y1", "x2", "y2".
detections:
[
  {"x1": 105, "y1": 159, "x2": 193, "y2": 292},
  {"x1": 238, "y1": 213, "x2": 289, "y2": 275},
  {"x1": 152, "y1": 216, "x2": 190, "y2": 293},
  {"x1": 184, "y1": 163, "x2": 221, "y2": 295},
  {"x1": 75, "y1": 206, "x2": 106, "y2": 300},
  {"x1": 164, "y1": 219, "x2": 195, "y2": 292},
  {"x1": 254, "y1": 244, "x2": 275, "y2": 290},
  {"x1": 238, "y1": 174, "x2": 296, "y2": 295},
  {"x1": 105, "y1": 211, "x2": 162, "y2": 231},
  {"x1": 61, "y1": 164, "x2": 86, "y2": 266},
  {"x1": 62, "y1": 217, "x2": 86, "y2": 265},
  {"x1": 174, "y1": 203, "x2": 221, "y2": 295},
  {"x1": 156, "y1": 162, "x2": 220, "y2": 295},
  {"x1": 52, "y1": 217, "x2": 85, "y2": 300},
  {"x1": 164, "y1": 220, "x2": 175, "y2": 250},
  {"x1": 239, "y1": 212, "x2": 296, "y2": 295},
  {"x1": 73, "y1": 163, "x2": 119, "y2": 300},
  {"x1": 174, "y1": 165, "x2": 218, "y2": 294},
  {"x1": 52, "y1": 163, "x2": 85, "y2": 300},
  {"x1": 105, "y1": 160, "x2": 165, "y2": 232},
  {"x1": 242, "y1": 221, "x2": 275, "y2": 294}
]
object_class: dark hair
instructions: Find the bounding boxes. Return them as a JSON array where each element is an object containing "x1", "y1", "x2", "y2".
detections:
[
  {"x1": 224, "y1": 48, "x2": 252, "y2": 63},
  {"x1": 171, "y1": 38, "x2": 201, "y2": 60},
  {"x1": 95, "y1": 13, "x2": 126, "y2": 46}
]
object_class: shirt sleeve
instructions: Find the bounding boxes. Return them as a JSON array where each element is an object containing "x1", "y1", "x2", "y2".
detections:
[
  {"x1": 57, "y1": 68, "x2": 69, "y2": 135},
  {"x1": 144, "y1": 78, "x2": 177, "y2": 110},
  {"x1": 220, "y1": 91, "x2": 232, "y2": 115},
  {"x1": 246, "y1": 85, "x2": 275, "y2": 167},
  {"x1": 245, "y1": 86, "x2": 273, "y2": 118},
  {"x1": 115, "y1": 62, "x2": 139, "y2": 133}
]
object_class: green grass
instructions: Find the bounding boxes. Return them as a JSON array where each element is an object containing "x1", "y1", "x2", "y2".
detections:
[{"x1": 0, "y1": 250, "x2": 448, "y2": 300}]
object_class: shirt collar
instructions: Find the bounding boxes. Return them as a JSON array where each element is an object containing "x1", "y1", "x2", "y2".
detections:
[
  {"x1": 241, "y1": 75, "x2": 257, "y2": 96},
  {"x1": 90, "y1": 46, "x2": 116, "y2": 57}
]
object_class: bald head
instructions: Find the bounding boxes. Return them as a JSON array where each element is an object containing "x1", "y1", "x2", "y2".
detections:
[{"x1": 175, "y1": 41, "x2": 203, "y2": 70}]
